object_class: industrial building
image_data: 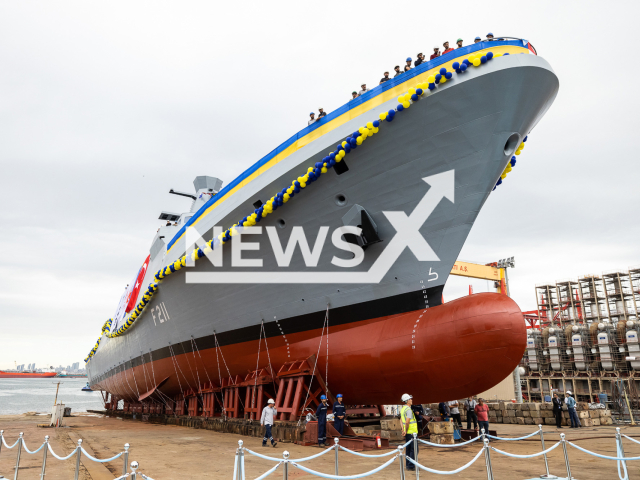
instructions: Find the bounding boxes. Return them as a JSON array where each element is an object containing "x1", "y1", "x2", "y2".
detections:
[{"x1": 520, "y1": 266, "x2": 640, "y2": 405}]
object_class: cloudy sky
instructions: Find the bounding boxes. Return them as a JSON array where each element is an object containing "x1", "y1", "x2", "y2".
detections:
[{"x1": 1, "y1": 1, "x2": 639, "y2": 369}]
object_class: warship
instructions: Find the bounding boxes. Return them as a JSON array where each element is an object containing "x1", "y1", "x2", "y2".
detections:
[{"x1": 86, "y1": 39, "x2": 559, "y2": 408}]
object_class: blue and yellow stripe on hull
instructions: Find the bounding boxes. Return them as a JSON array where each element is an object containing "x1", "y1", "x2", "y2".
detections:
[{"x1": 166, "y1": 40, "x2": 531, "y2": 253}]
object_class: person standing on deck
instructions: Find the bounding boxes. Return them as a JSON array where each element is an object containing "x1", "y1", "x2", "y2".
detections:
[
  {"x1": 333, "y1": 394, "x2": 346, "y2": 435},
  {"x1": 316, "y1": 395, "x2": 329, "y2": 446},
  {"x1": 260, "y1": 399, "x2": 278, "y2": 447}
]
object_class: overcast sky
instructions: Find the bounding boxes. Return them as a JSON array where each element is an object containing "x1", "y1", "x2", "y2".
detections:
[{"x1": 1, "y1": 1, "x2": 639, "y2": 369}]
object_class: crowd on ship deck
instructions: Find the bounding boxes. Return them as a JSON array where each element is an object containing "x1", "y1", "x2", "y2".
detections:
[{"x1": 307, "y1": 32, "x2": 502, "y2": 124}]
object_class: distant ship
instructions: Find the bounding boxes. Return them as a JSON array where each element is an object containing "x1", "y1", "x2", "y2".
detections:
[
  {"x1": 86, "y1": 38, "x2": 558, "y2": 406},
  {"x1": 0, "y1": 371, "x2": 57, "y2": 379},
  {"x1": 56, "y1": 372, "x2": 88, "y2": 378}
]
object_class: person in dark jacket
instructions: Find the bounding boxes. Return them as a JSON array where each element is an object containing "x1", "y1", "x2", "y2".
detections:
[
  {"x1": 316, "y1": 395, "x2": 329, "y2": 446},
  {"x1": 552, "y1": 393, "x2": 563, "y2": 428},
  {"x1": 333, "y1": 394, "x2": 346, "y2": 435}
]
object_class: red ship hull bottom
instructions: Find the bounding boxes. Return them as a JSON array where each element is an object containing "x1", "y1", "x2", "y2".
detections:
[
  {"x1": 0, "y1": 372, "x2": 57, "y2": 378},
  {"x1": 94, "y1": 293, "x2": 525, "y2": 405}
]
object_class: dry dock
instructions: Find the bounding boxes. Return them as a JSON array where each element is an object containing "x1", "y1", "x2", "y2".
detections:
[{"x1": 1, "y1": 413, "x2": 639, "y2": 479}]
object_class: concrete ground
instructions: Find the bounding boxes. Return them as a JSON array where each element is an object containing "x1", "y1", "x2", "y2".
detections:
[{"x1": 1, "y1": 413, "x2": 639, "y2": 479}]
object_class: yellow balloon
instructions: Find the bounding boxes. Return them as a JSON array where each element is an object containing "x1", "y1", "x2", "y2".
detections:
[
  {"x1": 501, "y1": 173, "x2": 507, "y2": 179},
  {"x1": 379, "y1": 112, "x2": 387, "y2": 120},
  {"x1": 397, "y1": 95, "x2": 405, "y2": 103},
  {"x1": 519, "y1": 143, "x2": 525, "y2": 149},
  {"x1": 356, "y1": 137, "x2": 363, "y2": 145},
  {"x1": 341, "y1": 141, "x2": 347, "y2": 148},
  {"x1": 440, "y1": 77, "x2": 447, "y2": 84},
  {"x1": 368, "y1": 129, "x2": 374, "y2": 137},
  {"x1": 473, "y1": 59, "x2": 481, "y2": 67},
  {"x1": 307, "y1": 167, "x2": 313, "y2": 172},
  {"x1": 366, "y1": 122, "x2": 373, "y2": 129},
  {"x1": 363, "y1": 127, "x2": 370, "y2": 136},
  {"x1": 427, "y1": 75, "x2": 435, "y2": 84},
  {"x1": 359, "y1": 127, "x2": 365, "y2": 134},
  {"x1": 373, "y1": 127, "x2": 379, "y2": 133},
  {"x1": 402, "y1": 101, "x2": 410, "y2": 109},
  {"x1": 515, "y1": 150, "x2": 522, "y2": 155},
  {"x1": 408, "y1": 87, "x2": 416, "y2": 95},
  {"x1": 321, "y1": 167, "x2": 328, "y2": 173}
]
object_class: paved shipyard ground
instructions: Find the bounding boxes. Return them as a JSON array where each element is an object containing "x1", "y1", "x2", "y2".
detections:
[{"x1": 1, "y1": 413, "x2": 638, "y2": 479}]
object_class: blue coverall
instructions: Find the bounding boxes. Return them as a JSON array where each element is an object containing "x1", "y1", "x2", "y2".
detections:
[
  {"x1": 316, "y1": 402, "x2": 328, "y2": 445},
  {"x1": 333, "y1": 401, "x2": 346, "y2": 435}
]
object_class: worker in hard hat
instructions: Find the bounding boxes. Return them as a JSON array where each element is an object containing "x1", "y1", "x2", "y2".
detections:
[
  {"x1": 401, "y1": 393, "x2": 418, "y2": 471},
  {"x1": 260, "y1": 398, "x2": 278, "y2": 448},
  {"x1": 316, "y1": 395, "x2": 329, "y2": 447},
  {"x1": 333, "y1": 394, "x2": 346, "y2": 435}
]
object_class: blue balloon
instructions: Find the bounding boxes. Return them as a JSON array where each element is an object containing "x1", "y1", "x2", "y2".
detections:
[
  {"x1": 460, "y1": 63, "x2": 467, "y2": 72},
  {"x1": 512, "y1": 155, "x2": 516, "y2": 162},
  {"x1": 315, "y1": 168, "x2": 321, "y2": 175},
  {"x1": 416, "y1": 88, "x2": 423, "y2": 95},
  {"x1": 314, "y1": 162, "x2": 321, "y2": 169},
  {"x1": 504, "y1": 53, "x2": 510, "y2": 56},
  {"x1": 388, "y1": 109, "x2": 396, "y2": 117},
  {"x1": 497, "y1": 178, "x2": 502, "y2": 185},
  {"x1": 411, "y1": 93, "x2": 418, "y2": 101},
  {"x1": 329, "y1": 152, "x2": 335, "y2": 160},
  {"x1": 385, "y1": 115, "x2": 393, "y2": 122},
  {"x1": 328, "y1": 159, "x2": 336, "y2": 167},
  {"x1": 480, "y1": 56, "x2": 487, "y2": 64},
  {"x1": 428, "y1": 83, "x2": 435, "y2": 90},
  {"x1": 435, "y1": 73, "x2": 442, "y2": 82},
  {"x1": 293, "y1": 186, "x2": 300, "y2": 193},
  {"x1": 463, "y1": 59, "x2": 471, "y2": 66},
  {"x1": 452, "y1": 62, "x2": 460, "y2": 70},
  {"x1": 336, "y1": 144, "x2": 343, "y2": 151},
  {"x1": 510, "y1": 158, "x2": 516, "y2": 166},
  {"x1": 455, "y1": 69, "x2": 461, "y2": 74},
  {"x1": 523, "y1": 136, "x2": 528, "y2": 142},
  {"x1": 487, "y1": 51, "x2": 494, "y2": 59},
  {"x1": 397, "y1": 104, "x2": 404, "y2": 111},
  {"x1": 373, "y1": 120, "x2": 380, "y2": 127},
  {"x1": 349, "y1": 137, "x2": 357, "y2": 146},
  {"x1": 492, "y1": 186, "x2": 496, "y2": 191},
  {"x1": 344, "y1": 144, "x2": 351, "y2": 153},
  {"x1": 294, "y1": 180, "x2": 300, "y2": 187},
  {"x1": 439, "y1": 67, "x2": 447, "y2": 75},
  {"x1": 351, "y1": 142, "x2": 357, "y2": 148},
  {"x1": 445, "y1": 72, "x2": 452, "y2": 79}
]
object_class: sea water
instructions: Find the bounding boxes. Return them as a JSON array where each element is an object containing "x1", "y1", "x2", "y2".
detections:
[{"x1": 0, "y1": 378, "x2": 103, "y2": 415}]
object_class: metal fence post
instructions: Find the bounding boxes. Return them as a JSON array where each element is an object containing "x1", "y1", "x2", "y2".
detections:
[
  {"x1": 412, "y1": 433, "x2": 419, "y2": 480},
  {"x1": 13, "y1": 432, "x2": 23, "y2": 480},
  {"x1": 483, "y1": 438, "x2": 494, "y2": 480},
  {"x1": 130, "y1": 461, "x2": 139, "y2": 480},
  {"x1": 334, "y1": 437, "x2": 339, "y2": 476},
  {"x1": 398, "y1": 445, "x2": 405, "y2": 480},
  {"x1": 538, "y1": 425, "x2": 557, "y2": 479},
  {"x1": 283, "y1": 451, "x2": 289, "y2": 480},
  {"x1": 122, "y1": 443, "x2": 130, "y2": 477},
  {"x1": 560, "y1": 434, "x2": 572, "y2": 480},
  {"x1": 616, "y1": 427, "x2": 627, "y2": 479},
  {"x1": 40, "y1": 436, "x2": 49, "y2": 480},
  {"x1": 236, "y1": 440, "x2": 244, "y2": 480},
  {"x1": 74, "y1": 439, "x2": 82, "y2": 480}
]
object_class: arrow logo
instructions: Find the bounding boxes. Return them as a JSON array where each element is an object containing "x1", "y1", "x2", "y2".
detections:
[{"x1": 186, "y1": 170, "x2": 455, "y2": 284}]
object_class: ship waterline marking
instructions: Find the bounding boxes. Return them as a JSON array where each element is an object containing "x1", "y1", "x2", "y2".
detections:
[{"x1": 182, "y1": 170, "x2": 455, "y2": 284}]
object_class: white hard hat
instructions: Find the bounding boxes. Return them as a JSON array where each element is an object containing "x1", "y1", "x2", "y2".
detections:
[
  {"x1": 268, "y1": 398, "x2": 275, "y2": 404},
  {"x1": 566, "y1": 391, "x2": 572, "y2": 395},
  {"x1": 401, "y1": 393, "x2": 413, "y2": 402}
]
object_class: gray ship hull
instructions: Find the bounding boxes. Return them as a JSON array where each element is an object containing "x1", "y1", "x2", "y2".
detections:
[{"x1": 87, "y1": 50, "x2": 558, "y2": 404}]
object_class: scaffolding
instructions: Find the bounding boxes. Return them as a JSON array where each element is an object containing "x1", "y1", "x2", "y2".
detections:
[{"x1": 522, "y1": 265, "x2": 640, "y2": 407}]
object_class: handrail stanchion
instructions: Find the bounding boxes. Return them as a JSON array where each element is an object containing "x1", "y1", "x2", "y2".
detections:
[
  {"x1": 122, "y1": 443, "x2": 130, "y2": 478},
  {"x1": 14, "y1": 432, "x2": 23, "y2": 480},
  {"x1": 413, "y1": 433, "x2": 419, "y2": 480},
  {"x1": 398, "y1": 445, "x2": 406, "y2": 480},
  {"x1": 1, "y1": 430, "x2": 4, "y2": 457},
  {"x1": 538, "y1": 424, "x2": 557, "y2": 479},
  {"x1": 483, "y1": 438, "x2": 494, "y2": 480},
  {"x1": 616, "y1": 427, "x2": 627, "y2": 479},
  {"x1": 560, "y1": 434, "x2": 572, "y2": 480},
  {"x1": 283, "y1": 451, "x2": 289, "y2": 480},
  {"x1": 334, "y1": 438, "x2": 339, "y2": 476},
  {"x1": 130, "y1": 461, "x2": 139, "y2": 480},
  {"x1": 237, "y1": 440, "x2": 244, "y2": 480},
  {"x1": 40, "y1": 436, "x2": 49, "y2": 480},
  {"x1": 74, "y1": 439, "x2": 82, "y2": 480}
]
